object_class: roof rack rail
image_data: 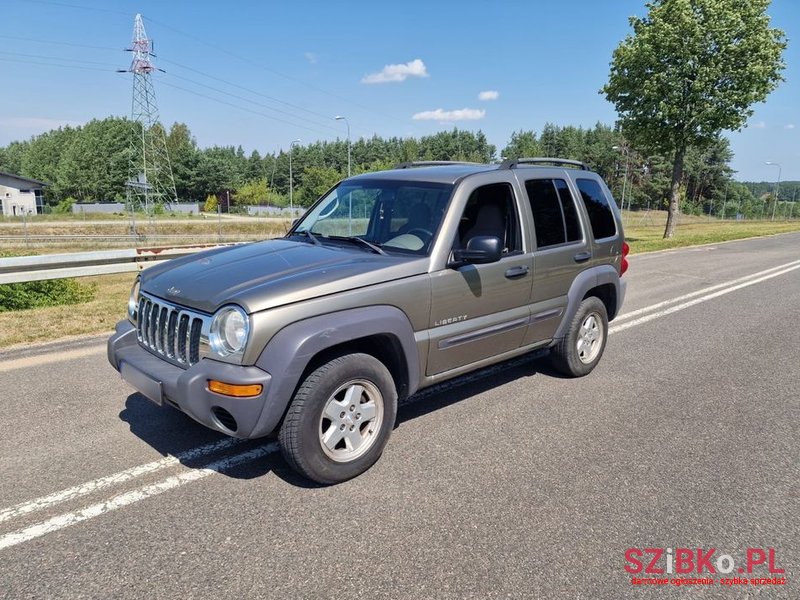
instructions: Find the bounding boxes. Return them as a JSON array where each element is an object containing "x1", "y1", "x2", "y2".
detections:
[
  {"x1": 394, "y1": 160, "x2": 486, "y2": 169},
  {"x1": 499, "y1": 157, "x2": 591, "y2": 171}
]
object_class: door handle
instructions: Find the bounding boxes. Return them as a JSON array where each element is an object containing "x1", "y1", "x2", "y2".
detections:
[
  {"x1": 573, "y1": 251, "x2": 592, "y2": 263},
  {"x1": 504, "y1": 265, "x2": 529, "y2": 279}
]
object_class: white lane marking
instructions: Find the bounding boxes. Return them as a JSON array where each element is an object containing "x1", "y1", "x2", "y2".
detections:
[
  {"x1": 610, "y1": 262, "x2": 800, "y2": 335},
  {"x1": 614, "y1": 258, "x2": 800, "y2": 324},
  {"x1": 0, "y1": 437, "x2": 243, "y2": 524},
  {"x1": 0, "y1": 442, "x2": 278, "y2": 551},
  {"x1": 0, "y1": 345, "x2": 105, "y2": 373}
]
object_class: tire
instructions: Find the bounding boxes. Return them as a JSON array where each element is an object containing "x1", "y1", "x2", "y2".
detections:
[
  {"x1": 278, "y1": 353, "x2": 398, "y2": 484},
  {"x1": 550, "y1": 296, "x2": 608, "y2": 377}
]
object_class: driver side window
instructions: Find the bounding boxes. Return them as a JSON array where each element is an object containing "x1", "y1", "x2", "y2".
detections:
[{"x1": 455, "y1": 183, "x2": 521, "y2": 254}]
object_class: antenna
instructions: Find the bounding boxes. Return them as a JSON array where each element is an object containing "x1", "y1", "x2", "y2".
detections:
[{"x1": 121, "y1": 14, "x2": 178, "y2": 213}]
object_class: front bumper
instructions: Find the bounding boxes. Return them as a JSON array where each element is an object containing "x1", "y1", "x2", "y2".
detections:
[{"x1": 108, "y1": 320, "x2": 281, "y2": 439}]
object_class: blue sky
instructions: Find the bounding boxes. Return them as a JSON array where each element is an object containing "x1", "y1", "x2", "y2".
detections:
[{"x1": 1, "y1": 0, "x2": 797, "y2": 182}]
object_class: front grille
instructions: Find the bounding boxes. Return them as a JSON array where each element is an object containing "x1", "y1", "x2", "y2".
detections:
[{"x1": 136, "y1": 293, "x2": 208, "y2": 367}]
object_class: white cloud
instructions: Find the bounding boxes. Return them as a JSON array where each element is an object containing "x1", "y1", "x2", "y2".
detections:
[
  {"x1": 412, "y1": 108, "x2": 486, "y2": 122},
  {"x1": 362, "y1": 59, "x2": 429, "y2": 84},
  {"x1": 478, "y1": 90, "x2": 499, "y2": 101},
  {"x1": 751, "y1": 120, "x2": 767, "y2": 129},
  {"x1": 304, "y1": 52, "x2": 317, "y2": 64},
  {"x1": 785, "y1": 123, "x2": 796, "y2": 130}
]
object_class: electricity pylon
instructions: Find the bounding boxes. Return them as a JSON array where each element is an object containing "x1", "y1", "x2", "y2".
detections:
[{"x1": 120, "y1": 14, "x2": 177, "y2": 214}]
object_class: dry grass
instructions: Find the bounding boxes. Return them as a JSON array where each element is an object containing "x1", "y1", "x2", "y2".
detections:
[{"x1": 0, "y1": 273, "x2": 131, "y2": 347}]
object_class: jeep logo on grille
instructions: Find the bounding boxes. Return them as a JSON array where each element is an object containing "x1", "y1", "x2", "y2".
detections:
[{"x1": 166, "y1": 286, "x2": 181, "y2": 297}]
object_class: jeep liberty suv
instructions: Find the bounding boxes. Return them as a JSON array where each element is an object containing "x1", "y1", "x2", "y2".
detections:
[{"x1": 108, "y1": 158, "x2": 629, "y2": 484}]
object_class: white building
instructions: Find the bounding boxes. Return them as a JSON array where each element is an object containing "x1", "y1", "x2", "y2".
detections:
[{"x1": 0, "y1": 171, "x2": 46, "y2": 216}]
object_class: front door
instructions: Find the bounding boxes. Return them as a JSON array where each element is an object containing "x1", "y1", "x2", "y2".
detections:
[{"x1": 427, "y1": 180, "x2": 532, "y2": 375}]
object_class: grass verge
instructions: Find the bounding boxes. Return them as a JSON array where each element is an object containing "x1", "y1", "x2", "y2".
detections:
[
  {"x1": 625, "y1": 219, "x2": 800, "y2": 253},
  {"x1": 0, "y1": 273, "x2": 130, "y2": 348}
]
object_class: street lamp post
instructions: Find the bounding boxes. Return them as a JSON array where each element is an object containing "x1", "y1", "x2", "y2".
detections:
[
  {"x1": 612, "y1": 145, "x2": 630, "y2": 215},
  {"x1": 289, "y1": 139, "x2": 301, "y2": 215},
  {"x1": 765, "y1": 161, "x2": 781, "y2": 221},
  {"x1": 335, "y1": 115, "x2": 351, "y2": 177}
]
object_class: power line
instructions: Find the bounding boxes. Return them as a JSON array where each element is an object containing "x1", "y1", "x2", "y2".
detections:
[
  {"x1": 3, "y1": 35, "x2": 120, "y2": 52},
  {"x1": 143, "y1": 16, "x2": 407, "y2": 125},
  {"x1": 156, "y1": 80, "x2": 339, "y2": 138},
  {"x1": 15, "y1": 0, "x2": 130, "y2": 16},
  {"x1": 0, "y1": 57, "x2": 116, "y2": 73},
  {"x1": 10, "y1": 3, "x2": 404, "y2": 136},
  {"x1": 159, "y1": 57, "x2": 372, "y2": 136},
  {"x1": 0, "y1": 50, "x2": 118, "y2": 68},
  {"x1": 165, "y1": 72, "x2": 342, "y2": 135}
]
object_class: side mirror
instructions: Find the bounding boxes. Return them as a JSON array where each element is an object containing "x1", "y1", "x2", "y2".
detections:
[{"x1": 452, "y1": 236, "x2": 502, "y2": 265}]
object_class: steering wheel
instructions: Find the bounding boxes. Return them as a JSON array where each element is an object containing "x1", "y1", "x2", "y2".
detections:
[{"x1": 405, "y1": 228, "x2": 434, "y2": 244}]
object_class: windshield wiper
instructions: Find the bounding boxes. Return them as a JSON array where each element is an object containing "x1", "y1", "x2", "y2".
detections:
[
  {"x1": 293, "y1": 229, "x2": 321, "y2": 245},
  {"x1": 330, "y1": 235, "x2": 387, "y2": 255}
]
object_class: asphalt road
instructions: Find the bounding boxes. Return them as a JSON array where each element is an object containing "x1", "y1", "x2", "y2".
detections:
[{"x1": 0, "y1": 234, "x2": 798, "y2": 599}]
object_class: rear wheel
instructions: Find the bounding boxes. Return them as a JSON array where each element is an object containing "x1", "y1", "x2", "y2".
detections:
[
  {"x1": 551, "y1": 296, "x2": 608, "y2": 377},
  {"x1": 279, "y1": 353, "x2": 397, "y2": 484}
]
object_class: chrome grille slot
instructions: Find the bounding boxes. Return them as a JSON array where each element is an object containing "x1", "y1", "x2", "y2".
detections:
[
  {"x1": 176, "y1": 314, "x2": 189, "y2": 363},
  {"x1": 189, "y1": 319, "x2": 202, "y2": 365},
  {"x1": 135, "y1": 293, "x2": 210, "y2": 368},
  {"x1": 166, "y1": 311, "x2": 178, "y2": 358}
]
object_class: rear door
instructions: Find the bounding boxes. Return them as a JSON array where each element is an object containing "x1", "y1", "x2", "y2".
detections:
[
  {"x1": 519, "y1": 173, "x2": 592, "y2": 344},
  {"x1": 573, "y1": 176, "x2": 623, "y2": 272}
]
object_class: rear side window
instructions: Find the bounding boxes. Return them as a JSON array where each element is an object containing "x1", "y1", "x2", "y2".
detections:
[
  {"x1": 525, "y1": 179, "x2": 582, "y2": 248},
  {"x1": 576, "y1": 178, "x2": 616, "y2": 240}
]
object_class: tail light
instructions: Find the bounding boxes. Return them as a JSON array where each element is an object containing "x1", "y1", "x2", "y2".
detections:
[{"x1": 621, "y1": 241, "x2": 630, "y2": 276}]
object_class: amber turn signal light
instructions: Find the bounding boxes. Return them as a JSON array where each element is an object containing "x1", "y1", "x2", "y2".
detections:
[{"x1": 207, "y1": 380, "x2": 263, "y2": 398}]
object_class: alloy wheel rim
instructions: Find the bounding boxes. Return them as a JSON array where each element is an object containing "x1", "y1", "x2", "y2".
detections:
[
  {"x1": 319, "y1": 379, "x2": 384, "y2": 462},
  {"x1": 576, "y1": 312, "x2": 603, "y2": 364}
]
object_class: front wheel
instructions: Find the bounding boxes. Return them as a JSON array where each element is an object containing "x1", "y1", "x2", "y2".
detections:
[
  {"x1": 550, "y1": 297, "x2": 608, "y2": 377},
  {"x1": 278, "y1": 353, "x2": 397, "y2": 484}
]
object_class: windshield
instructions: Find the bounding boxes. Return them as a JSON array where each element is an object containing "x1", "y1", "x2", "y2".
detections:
[{"x1": 291, "y1": 179, "x2": 454, "y2": 254}]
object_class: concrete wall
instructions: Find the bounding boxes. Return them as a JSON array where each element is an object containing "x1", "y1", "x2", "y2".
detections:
[
  {"x1": 164, "y1": 202, "x2": 200, "y2": 214},
  {"x1": 71, "y1": 202, "x2": 201, "y2": 214},
  {"x1": 72, "y1": 203, "x2": 125, "y2": 214},
  {"x1": 247, "y1": 205, "x2": 304, "y2": 217}
]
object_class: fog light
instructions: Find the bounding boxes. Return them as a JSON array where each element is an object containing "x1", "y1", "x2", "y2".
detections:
[{"x1": 208, "y1": 380, "x2": 263, "y2": 398}]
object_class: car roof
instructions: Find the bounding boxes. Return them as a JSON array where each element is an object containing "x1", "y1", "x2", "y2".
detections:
[
  {"x1": 347, "y1": 164, "x2": 498, "y2": 185},
  {"x1": 345, "y1": 160, "x2": 597, "y2": 185}
]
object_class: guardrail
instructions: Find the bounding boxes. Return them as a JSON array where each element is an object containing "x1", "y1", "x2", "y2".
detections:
[{"x1": 0, "y1": 244, "x2": 230, "y2": 284}]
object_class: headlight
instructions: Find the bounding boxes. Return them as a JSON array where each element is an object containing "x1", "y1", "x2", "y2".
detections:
[
  {"x1": 209, "y1": 305, "x2": 250, "y2": 357},
  {"x1": 128, "y1": 277, "x2": 141, "y2": 323}
]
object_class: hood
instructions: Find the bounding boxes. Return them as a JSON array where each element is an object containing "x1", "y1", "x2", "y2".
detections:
[{"x1": 141, "y1": 239, "x2": 426, "y2": 314}]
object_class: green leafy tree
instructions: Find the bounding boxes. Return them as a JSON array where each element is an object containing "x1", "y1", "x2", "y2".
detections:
[
  {"x1": 0, "y1": 141, "x2": 30, "y2": 177},
  {"x1": 165, "y1": 122, "x2": 199, "y2": 201},
  {"x1": 602, "y1": 0, "x2": 786, "y2": 237},
  {"x1": 20, "y1": 126, "x2": 77, "y2": 202},
  {"x1": 502, "y1": 131, "x2": 542, "y2": 160},
  {"x1": 234, "y1": 178, "x2": 271, "y2": 205},
  {"x1": 297, "y1": 166, "x2": 342, "y2": 207}
]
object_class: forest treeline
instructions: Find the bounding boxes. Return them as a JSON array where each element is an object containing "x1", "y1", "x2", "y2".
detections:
[{"x1": 0, "y1": 116, "x2": 796, "y2": 217}]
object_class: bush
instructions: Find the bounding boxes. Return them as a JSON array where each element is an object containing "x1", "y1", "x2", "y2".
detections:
[
  {"x1": 53, "y1": 197, "x2": 78, "y2": 214},
  {"x1": 204, "y1": 194, "x2": 219, "y2": 213},
  {"x1": 0, "y1": 279, "x2": 96, "y2": 312}
]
